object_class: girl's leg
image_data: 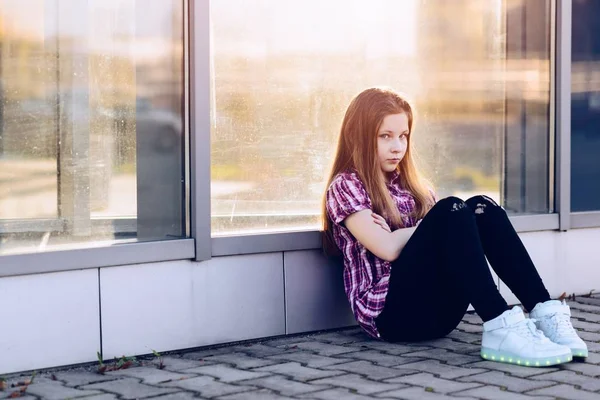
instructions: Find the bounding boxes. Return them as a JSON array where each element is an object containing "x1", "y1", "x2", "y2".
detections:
[
  {"x1": 376, "y1": 196, "x2": 509, "y2": 342},
  {"x1": 464, "y1": 195, "x2": 551, "y2": 312},
  {"x1": 465, "y1": 196, "x2": 588, "y2": 358}
]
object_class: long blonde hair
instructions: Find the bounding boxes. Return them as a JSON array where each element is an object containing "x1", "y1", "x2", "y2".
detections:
[{"x1": 322, "y1": 87, "x2": 433, "y2": 255}]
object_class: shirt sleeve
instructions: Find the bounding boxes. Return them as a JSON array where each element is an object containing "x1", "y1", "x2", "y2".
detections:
[
  {"x1": 326, "y1": 175, "x2": 372, "y2": 225},
  {"x1": 429, "y1": 187, "x2": 438, "y2": 204}
]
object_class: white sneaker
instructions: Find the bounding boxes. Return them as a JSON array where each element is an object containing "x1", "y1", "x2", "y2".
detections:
[
  {"x1": 529, "y1": 300, "x2": 588, "y2": 358},
  {"x1": 481, "y1": 306, "x2": 572, "y2": 367}
]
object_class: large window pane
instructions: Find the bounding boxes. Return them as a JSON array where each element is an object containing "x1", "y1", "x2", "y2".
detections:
[
  {"x1": 210, "y1": 0, "x2": 552, "y2": 236},
  {"x1": 0, "y1": 0, "x2": 186, "y2": 256},
  {"x1": 572, "y1": 0, "x2": 600, "y2": 212}
]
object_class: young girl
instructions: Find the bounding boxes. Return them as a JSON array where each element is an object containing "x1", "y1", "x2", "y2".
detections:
[{"x1": 322, "y1": 87, "x2": 587, "y2": 367}]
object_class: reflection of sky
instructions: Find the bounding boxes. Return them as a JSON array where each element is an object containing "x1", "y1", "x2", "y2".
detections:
[
  {"x1": 1, "y1": 0, "x2": 180, "y2": 61},
  {"x1": 2, "y1": 0, "x2": 176, "y2": 37},
  {"x1": 211, "y1": 0, "x2": 418, "y2": 57}
]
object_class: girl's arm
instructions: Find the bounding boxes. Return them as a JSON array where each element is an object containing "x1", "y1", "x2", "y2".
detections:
[{"x1": 344, "y1": 209, "x2": 416, "y2": 262}]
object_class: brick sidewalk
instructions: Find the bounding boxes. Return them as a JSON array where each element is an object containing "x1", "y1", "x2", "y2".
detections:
[{"x1": 3, "y1": 296, "x2": 600, "y2": 399}]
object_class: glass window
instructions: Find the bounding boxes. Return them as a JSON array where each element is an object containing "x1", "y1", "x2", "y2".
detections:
[
  {"x1": 571, "y1": 0, "x2": 600, "y2": 212},
  {"x1": 0, "y1": 0, "x2": 187, "y2": 256},
  {"x1": 210, "y1": 0, "x2": 552, "y2": 236}
]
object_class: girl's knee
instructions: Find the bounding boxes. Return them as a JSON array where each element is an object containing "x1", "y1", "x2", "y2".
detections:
[
  {"x1": 433, "y1": 196, "x2": 469, "y2": 214},
  {"x1": 465, "y1": 195, "x2": 502, "y2": 215}
]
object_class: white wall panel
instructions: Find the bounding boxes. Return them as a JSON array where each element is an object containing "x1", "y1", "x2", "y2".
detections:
[
  {"x1": 0, "y1": 269, "x2": 100, "y2": 375},
  {"x1": 284, "y1": 250, "x2": 355, "y2": 334},
  {"x1": 100, "y1": 254, "x2": 285, "y2": 357}
]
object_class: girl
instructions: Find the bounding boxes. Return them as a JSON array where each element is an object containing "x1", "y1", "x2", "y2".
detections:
[{"x1": 322, "y1": 87, "x2": 587, "y2": 367}]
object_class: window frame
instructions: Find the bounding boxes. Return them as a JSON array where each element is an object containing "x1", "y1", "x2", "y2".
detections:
[
  {"x1": 3, "y1": 0, "x2": 600, "y2": 276},
  {"x1": 0, "y1": 0, "x2": 196, "y2": 274}
]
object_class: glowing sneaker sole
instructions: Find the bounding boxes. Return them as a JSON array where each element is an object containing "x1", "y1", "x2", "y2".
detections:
[
  {"x1": 572, "y1": 348, "x2": 588, "y2": 358},
  {"x1": 481, "y1": 347, "x2": 572, "y2": 367}
]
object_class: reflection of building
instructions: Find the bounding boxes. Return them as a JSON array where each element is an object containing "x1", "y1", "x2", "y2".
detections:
[{"x1": 572, "y1": 0, "x2": 600, "y2": 211}]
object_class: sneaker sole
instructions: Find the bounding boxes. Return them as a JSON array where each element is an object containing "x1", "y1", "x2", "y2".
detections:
[
  {"x1": 481, "y1": 347, "x2": 572, "y2": 367},
  {"x1": 572, "y1": 348, "x2": 588, "y2": 358}
]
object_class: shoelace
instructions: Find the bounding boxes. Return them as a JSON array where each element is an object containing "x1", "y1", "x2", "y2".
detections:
[
  {"x1": 514, "y1": 318, "x2": 550, "y2": 343},
  {"x1": 548, "y1": 312, "x2": 577, "y2": 337}
]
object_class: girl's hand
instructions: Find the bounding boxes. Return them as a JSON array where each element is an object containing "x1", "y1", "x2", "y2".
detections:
[{"x1": 371, "y1": 212, "x2": 391, "y2": 232}]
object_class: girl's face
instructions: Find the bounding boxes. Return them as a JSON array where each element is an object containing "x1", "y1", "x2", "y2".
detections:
[{"x1": 376, "y1": 112, "x2": 409, "y2": 178}]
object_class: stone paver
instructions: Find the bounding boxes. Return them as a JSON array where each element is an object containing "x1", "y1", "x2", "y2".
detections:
[
  {"x1": 530, "y1": 369, "x2": 600, "y2": 391},
  {"x1": 402, "y1": 348, "x2": 481, "y2": 366},
  {"x1": 233, "y1": 344, "x2": 290, "y2": 358},
  {"x1": 105, "y1": 367, "x2": 193, "y2": 385},
  {"x1": 311, "y1": 373, "x2": 408, "y2": 395},
  {"x1": 52, "y1": 371, "x2": 118, "y2": 387},
  {"x1": 445, "y1": 330, "x2": 482, "y2": 344},
  {"x1": 243, "y1": 375, "x2": 330, "y2": 396},
  {"x1": 394, "y1": 360, "x2": 487, "y2": 379},
  {"x1": 527, "y1": 384, "x2": 600, "y2": 400},
  {"x1": 334, "y1": 350, "x2": 422, "y2": 367},
  {"x1": 425, "y1": 338, "x2": 479, "y2": 353},
  {"x1": 84, "y1": 394, "x2": 119, "y2": 400},
  {"x1": 266, "y1": 351, "x2": 349, "y2": 368},
  {"x1": 356, "y1": 340, "x2": 431, "y2": 355},
  {"x1": 310, "y1": 332, "x2": 364, "y2": 346},
  {"x1": 148, "y1": 393, "x2": 196, "y2": 400},
  {"x1": 159, "y1": 356, "x2": 211, "y2": 371},
  {"x1": 6, "y1": 297, "x2": 600, "y2": 400},
  {"x1": 164, "y1": 376, "x2": 254, "y2": 397},
  {"x1": 386, "y1": 372, "x2": 482, "y2": 394},
  {"x1": 463, "y1": 360, "x2": 558, "y2": 378},
  {"x1": 255, "y1": 362, "x2": 344, "y2": 382},
  {"x1": 203, "y1": 352, "x2": 279, "y2": 369},
  {"x1": 458, "y1": 371, "x2": 557, "y2": 392},
  {"x1": 18, "y1": 382, "x2": 101, "y2": 400},
  {"x1": 561, "y1": 360, "x2": 600, "y2": 376},
  {"x1": 375, "y1": 386, "x2": 477, "y2": 399},
  {"x1": 279, "y1": 341, "x2": 361, "y2": 356},
  {"x1": 303, "y1": 388, "x2": 396, "y2": 400},
  {"x1": 182, "y1": 364, "x2": 271, "y2": 382},
  {"x1": 219, "y1": 388, "x2": 298, "y2": 399},
  {"x1": 454, "y1": 386, "x2": 555, "y2": 400},
  {"x1": 323, "y1": 360, "x2": 416, "y2": 380},
  {"x1": 571, "y1": 319, "x2": 600, "y2": 332},
  {"x1": 82, "y1": 377, "x2": 178, "y2": 399}
]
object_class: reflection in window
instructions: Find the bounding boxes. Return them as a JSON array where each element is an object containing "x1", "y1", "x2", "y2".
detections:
[
  {"x1": 572, "y1": 0, "x2": 600, "y2": 212},
  {"x1": 0, "y1": 0, "x2": 186, "y2": 256},
  {"x1": 210, "y1": 0, "x2": 553, "y2": 236}
]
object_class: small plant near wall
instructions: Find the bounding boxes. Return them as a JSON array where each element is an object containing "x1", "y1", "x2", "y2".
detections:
[
  {"x1": 5, "y1": 371, "x2": 36, "y2": 398},
  {"x1": 97, "y1": 352, "x2": 138, "y2": 375},
  {"x1": 115, "y1": 355, "x2": 136, "y2": 370},
  {"x1": 97, "y1": 352, "x2": 107, "y2": 374},
  {"x1": 152, "y1": 349, "x2": 165, "y2": 370},
  {"x1": 0, "y1": 377, "x2": 7, "y2": 391}
]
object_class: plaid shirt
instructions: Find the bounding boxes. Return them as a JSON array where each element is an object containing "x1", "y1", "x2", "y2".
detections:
[{"x1": 326, "y1": 170, "x2": 419, "y2": 338}]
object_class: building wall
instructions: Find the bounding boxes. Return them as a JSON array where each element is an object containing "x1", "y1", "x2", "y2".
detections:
[{"x1": 2, "y1": 227, "x2": 600, "y2": 375}]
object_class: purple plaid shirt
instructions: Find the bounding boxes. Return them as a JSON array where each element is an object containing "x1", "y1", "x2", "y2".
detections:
[{"x1": 326, "y1": 170, "x2": 419, "y2": 338}]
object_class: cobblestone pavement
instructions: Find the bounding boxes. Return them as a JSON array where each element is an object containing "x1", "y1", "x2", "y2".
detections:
[{"x1": 3, "y1": 296, "x2": 600, "y2": 400}]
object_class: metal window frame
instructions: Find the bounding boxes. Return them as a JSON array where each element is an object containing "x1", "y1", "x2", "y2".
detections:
[
  {"x1": 190, "y1": 0, "x2": 212, "y2": 261},
  {"x1": 556, "y1": 0, "x2": 572, "y2": 231},
  {"x1": 0, "y1": 0, "x2": 196, "y2": 277},
  {"x1": 571, "y1": 212, "x2": 600, "y2": 229},
  {"x1": 3, "y1": 0, "x2": 600, "y2": 275},
  {"x1": 210, "y1": 213, "x2": 561, "y2": 257}
]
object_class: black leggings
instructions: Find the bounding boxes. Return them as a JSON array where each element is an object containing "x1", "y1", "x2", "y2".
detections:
[{"x1": 375, "y1": 195, "x2": 551, "y2": 342}]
